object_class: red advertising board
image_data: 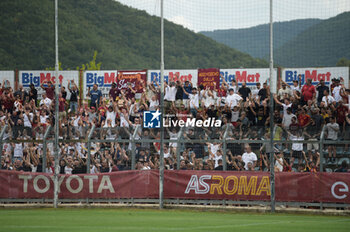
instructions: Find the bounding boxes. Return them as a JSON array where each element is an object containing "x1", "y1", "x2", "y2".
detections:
[
  {"x1": 117, "y1": 70, "x2": 147, "y2": 93},
  {"x1": 197, "y1": 68, "x2": 220, "y2": 90},
  {"x1": 164, "y1": 170, "x2": 270, "y2": 201},
  {"x1": 0, "y1": 170, "x2": 158, "y2": 199},
  {"x1": 0, "y1": 170, "x2": 349, "y2": 203}
]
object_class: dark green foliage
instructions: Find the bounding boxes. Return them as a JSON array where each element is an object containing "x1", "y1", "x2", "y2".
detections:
[
  {"x1": 201, "y1": 12, "x2": 350, "y2": 67},
  {"x1": 201, "y1": 19, "x2": 321, "y2": 59},
  {"x1": 0, "y1": 0, "x2": 267, "y2": 70},
  {"x1": 274, "y1": 12, "x2": 350, "y2": 67}
]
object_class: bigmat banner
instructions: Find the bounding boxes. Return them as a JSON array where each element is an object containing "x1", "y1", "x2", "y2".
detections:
[
  {"x1": 282, "y1": 67, "x2": 349, "y2": 87},
  {"x1": 220, "y1": 68, "x2": 278, "y2": 93},
  {"x1": 19, "y1": 71, "x2": 79, "y2": 99},
  {"x1": 0, "y1": 170, "x2": 349, "y2": 203},
  {"x1": 83, "y1": 70, "x2": 118, "y2": 98},
  {"x1": 148, "y1": 69, "x2": 198, "y2": 87},
  {"x1": 0, "y1": 71, "x2": 15, "y2": 89}
]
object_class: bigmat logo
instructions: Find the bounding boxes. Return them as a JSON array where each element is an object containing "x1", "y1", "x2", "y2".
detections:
[
  {"x1": 185, "y1": 175, "x2": 271, "y2": 196},
  {"x1": 282, "y1": 67, "x2": 349, "y2": 87},
  {"x1": 148, "y1": 70, "x2": 198, "y2": 87},
  {"x1": 220, "y1": 69, "x2": 275, "y2": 86},
  {"x1": 85, "y1": 71, "x2": 118, "y2": 88},
  {"x1": 21, "y1": 72, "x2": 64, "y2": 87}
]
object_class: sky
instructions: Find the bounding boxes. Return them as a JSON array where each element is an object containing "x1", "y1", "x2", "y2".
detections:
[{"x1": 115, "y1": 0, "x2": 350, "y2": 32}]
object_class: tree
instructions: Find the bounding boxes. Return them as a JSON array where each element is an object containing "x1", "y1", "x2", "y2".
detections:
[{"x1": 76, "y1": 51, "x2": 102, "y2": 70}]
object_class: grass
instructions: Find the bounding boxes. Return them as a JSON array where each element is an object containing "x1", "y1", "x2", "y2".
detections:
[{"x1": 0, "y1": 208, "x2": 349, "y2": 232}]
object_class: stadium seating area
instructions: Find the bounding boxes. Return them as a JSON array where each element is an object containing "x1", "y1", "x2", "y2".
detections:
[{"x1": 0, "y1": 76, "x2": 349, "y2": 174}]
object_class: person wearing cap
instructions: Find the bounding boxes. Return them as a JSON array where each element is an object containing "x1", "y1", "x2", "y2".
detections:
[
  {"x1": 291, "y1": 75, "x2": 302, "y2": 93},
  {"x1": 40, "y1": 80, "x2": 55, "y2": 100},
  {"x1": 281, "y1": 76, "x2": 301, "y2": 94},
  {"x1": 277, "y1": 79, "x2": 292, "y2": 100}
]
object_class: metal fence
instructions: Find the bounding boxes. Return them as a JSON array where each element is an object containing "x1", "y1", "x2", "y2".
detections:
[{"x1": 1, "y1": 122, "x2": 349, "y2": 209}]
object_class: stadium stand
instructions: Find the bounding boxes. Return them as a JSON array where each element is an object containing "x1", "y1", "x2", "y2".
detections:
[{"x1": 0, "y1": 76, "x2": 349, "y2": 174}]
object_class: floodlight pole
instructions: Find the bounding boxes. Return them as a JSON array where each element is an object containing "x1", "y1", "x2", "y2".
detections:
[
  {"x1": 159, "y1": 0, "x2": 165, "y2": 209},
  {"x1": 53, "y1": 0, "x2": 60, "y2": 209},
  {"x1": 269, "y1": 0, "x2": 275, "y2": 213}
]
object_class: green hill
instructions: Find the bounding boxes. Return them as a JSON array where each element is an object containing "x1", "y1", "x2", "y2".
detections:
[
  {"x1": 0, "y1": 0, "x2": 267, "y2": 70},
  {"x1": 201, "y1": 19, "x2": 321, "y2": 59},
  {"x1": 274, "y1": 12, "x2": 350, "y2": 67},
  {"x1": 201, "y1": 12, "x2": 350, "y2": 67}
]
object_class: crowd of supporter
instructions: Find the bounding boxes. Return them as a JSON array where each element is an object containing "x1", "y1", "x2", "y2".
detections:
[{"x1": 0, "y1": 75, "x2": 349, "y2": 174}]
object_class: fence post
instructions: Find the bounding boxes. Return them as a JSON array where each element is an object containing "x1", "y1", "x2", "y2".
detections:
[
  {"x1": 86, "y1": 124, "x2": 96, "y2": 174},
  {"x1": 319, "y1": 125, "x2": 326, "y2": 172},
  {"x1": 222, "y1": 125, "x2": 229, "y2": 171},
  {"x1": 42, "y1": 125, "x2": 52, "y2": 172},
  {"x1": 176, "y1": 127, "x2": 183, "y2": 170},
  {"x1": 0, "y1": 125, "x2": 8, "y2": 162},
  {"x1": 319, "y1": 125, "x2": 326, "y2": 210},
  {"x1": 131, "y1": 125, "x2": 140, "y2": 170}
]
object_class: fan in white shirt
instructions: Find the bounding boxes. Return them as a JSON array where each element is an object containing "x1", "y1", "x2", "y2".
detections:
[
  {"x1": 164, "y1": 83, "x2": 177, "y2": 102},
  {"x1": 225, "y1": 89, "x2": 242, "y2": 109},
  {"x1": 242, "y1": 145, "x2": 257, "y2": 170},
  {"x1": 332, "y1": 85, "x2": 342, "y2": 102}
]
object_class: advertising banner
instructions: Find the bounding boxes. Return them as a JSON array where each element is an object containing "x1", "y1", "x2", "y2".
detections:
[
  {"x1": 197, "y1": 68, "x2": 220, "y2": 90},
  {"x1": 83, "y1": 70, "x2": 118, "y2": 98},
  {"x1": 164, "y1": 170, "x2": 271, "y2": 201},
  {"x1": 0, "y1": 170, "x2": 158, "y2": 199},
  {"x1": 117, "y1": 70, "x2": 147, "y2": 94},
  {"x1": 147, "y1": 69, "x2": 198, "y2": 87},
  {"x1": 282, "y1": 67, "x2": 349, "y2": 87},
  {"x1": 220, "y1": 68, "x2": 277, "y2": 93},
  {"x1": 19, "y1": 70, "x2": 79, "y2": 99},
  {"x1": 165, "y1": 171, "x2": 350, "y2": 203},
  {"x1": 0, "y1": 71, "x2": 15, "y2": 89},
  {"x1": 0, "y1": 170, "x2": 349, "y2": 203}
]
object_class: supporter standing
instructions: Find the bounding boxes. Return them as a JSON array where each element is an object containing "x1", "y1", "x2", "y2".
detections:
[
  {"x1": 326, "y1": 116, "x2": 339, "y2": 163},
  {"x1": 277, "y1": 82, "x2": 292, "y2": 100},
  {"x1": 28, "y1": 84, "x2": 38, "y2": 106},
  {"x1": 301, "y1": 78, "x2": 316, "y2": 104},
  {"x1": 88, "y1": 84, "x2": 102, "y2": 108},
  {"x1": 238, "y1": 82, "x2": 251, "y2": 101},
  {"x1": 332, "y1": 79, "x2": 342, "y2": 103},
  {"x1": 183, "y1": 85, "x2": 199, "y2": 117},
  {"x1": 225, "y1": 88, "x2": 242, "y2": 109},
  {"x1": 68, "y1": 80, "x2": 79, "y2": 113},
  {"x1": 316, "y1": 79, "x2": 329, "y2": 105},
  {"x1": 242, "y1": 145, "x2": 257, "y2": 171},
  {"x1": 109, "y1": 82, "x2": 120, "y2": 101},
  {"x1": 40, "y1": 80, "x2": 55, "y2": 100}
]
